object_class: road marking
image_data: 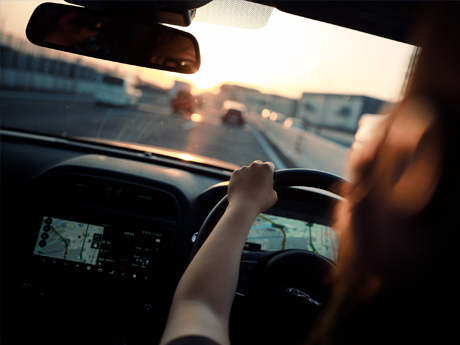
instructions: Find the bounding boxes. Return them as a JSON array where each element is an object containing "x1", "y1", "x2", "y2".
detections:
[{"x1": 248, "y1": 123, "x2": 287, "y2": 169}]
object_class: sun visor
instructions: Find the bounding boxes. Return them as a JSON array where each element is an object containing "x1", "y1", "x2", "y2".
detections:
[{"x1": 65, "y1": 0, "x2": 213, "y2": 26}]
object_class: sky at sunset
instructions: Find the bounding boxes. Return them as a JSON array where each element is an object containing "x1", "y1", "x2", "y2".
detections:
[{"x1": 1, "y1": 0, "x2": 415, "y2": 101}]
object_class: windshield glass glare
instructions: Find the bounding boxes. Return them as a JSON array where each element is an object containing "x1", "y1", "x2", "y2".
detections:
[{"x1": 0, "y1": 1, "x2": 415, "y2": 176}]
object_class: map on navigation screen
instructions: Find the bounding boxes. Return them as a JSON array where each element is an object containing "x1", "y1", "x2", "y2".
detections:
[
  {"x1": 33, "y1": 216, "x2": 105, "y2": 265},
  {"x1": 247, "y1": 213, "x2": 339, "y2": 261}
]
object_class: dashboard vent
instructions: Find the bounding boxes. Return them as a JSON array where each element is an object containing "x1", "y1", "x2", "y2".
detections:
[
  {"x1": 44, "y1": 173, "x2": 180, "y2": 220},
  {"x1": 46, "y1": 174, "x2": 112, "y2": 203},
  {"x1": 116, "y1": 184, "x2": 179, "y2": 220}
]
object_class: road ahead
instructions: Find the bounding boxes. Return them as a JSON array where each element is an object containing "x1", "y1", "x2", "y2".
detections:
[{"x1": 1, "y1": 91, "x2": 276, "y2": 167}]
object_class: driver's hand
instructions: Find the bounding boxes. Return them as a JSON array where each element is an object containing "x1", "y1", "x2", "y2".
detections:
[{"x1": 228, "y1": 160, "x2": 277, "y2": 214}]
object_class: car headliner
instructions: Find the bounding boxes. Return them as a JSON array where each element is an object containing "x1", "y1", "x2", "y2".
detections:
[{"x1": 65, "y1": 1, "x2": 425, "y2": 46}]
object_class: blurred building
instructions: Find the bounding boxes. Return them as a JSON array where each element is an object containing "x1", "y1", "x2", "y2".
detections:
[
  {"x1": 296, "y1": 93, "x2": 387, "y2": 145},
  {"x1": 0, "y1": 31, "x2": 158, "y2": 96}
]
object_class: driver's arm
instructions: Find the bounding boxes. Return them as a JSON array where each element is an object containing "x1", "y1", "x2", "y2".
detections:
[{"x1": 160, "y1": 161, "x2": 277, "y2": 345}]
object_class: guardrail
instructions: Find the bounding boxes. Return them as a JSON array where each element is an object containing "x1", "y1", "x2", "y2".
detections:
[{"x1": 247, "y1": 113, "x2": 350, "y2": 177}]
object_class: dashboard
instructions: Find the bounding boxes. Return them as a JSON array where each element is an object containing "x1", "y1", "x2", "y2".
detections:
[
  {"x1": 1, "y1": 130, "x2": 339, "y2": 345},
  {"x1": 247, "y1": 213, "x2": 339, "y2": 261}
]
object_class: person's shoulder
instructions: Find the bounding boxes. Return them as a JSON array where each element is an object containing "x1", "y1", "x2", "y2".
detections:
[{"x1": 164, "y1": 335, "x2": 221, "y2": 345}]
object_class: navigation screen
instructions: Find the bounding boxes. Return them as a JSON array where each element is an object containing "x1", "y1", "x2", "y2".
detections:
[
  {"x1": 246, "y1": 213, "x2": 339, "y2": 261},
  {"x1": 33, "y1": 216, "x2": 105, "y2": 265}
]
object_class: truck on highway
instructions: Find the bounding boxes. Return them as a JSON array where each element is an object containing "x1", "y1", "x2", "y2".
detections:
[
  {"x1": 170, "y1": 89, "x2": 195, "y2": 116},
  {"x1": 93, "y1": 74, "x2": 142, "y2": 107},
  {"x1": 169, "y1": 81, "x2": 195, "y2": 117}
]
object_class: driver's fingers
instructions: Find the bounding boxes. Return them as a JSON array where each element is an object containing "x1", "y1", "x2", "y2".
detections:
[
  {"x1": 250, "y1": 160, "x2": 275, "y2": 174},
  {"x1": 235, "y1": 161, "x2": 275, "y2": 176},
  {"x1": 250, "y1": 160, "x2": 274, "y2": 168},
  {"x1": 265, "y1": 161, "x2": 275, "y2": 172}
]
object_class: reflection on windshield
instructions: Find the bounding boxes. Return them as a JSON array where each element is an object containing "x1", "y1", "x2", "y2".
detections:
[{"x1": 0, "y1": 2, "x2": 414, "y2": 175}]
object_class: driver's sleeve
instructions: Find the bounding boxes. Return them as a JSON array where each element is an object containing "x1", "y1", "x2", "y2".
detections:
[{"x1": 165, "y1": 335, "x2": 221, "y2": 345}]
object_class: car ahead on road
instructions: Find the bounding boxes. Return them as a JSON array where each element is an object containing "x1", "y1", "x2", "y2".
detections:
[
  {"x1": 221, "y1": 100, "x2": 247, "y2": 126},
  {"x1": 94, "y1": 74, "x2": 142, "y2": 107},
  {"x1": 1, "y1": 1, "x2": 456, "y2": 345}
]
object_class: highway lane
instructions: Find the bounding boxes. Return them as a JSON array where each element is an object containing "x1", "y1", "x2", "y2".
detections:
[{"x1": 1, "y1": 91, "x2": 274, "y2": 167}]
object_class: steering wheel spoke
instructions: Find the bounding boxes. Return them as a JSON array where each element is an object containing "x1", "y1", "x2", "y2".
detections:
[{"x1": 237, "y1": 251, "x2": 273, "y2": 296}]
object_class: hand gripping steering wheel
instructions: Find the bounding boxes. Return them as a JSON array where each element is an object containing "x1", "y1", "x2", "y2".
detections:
[{"x1": 190, "y1": 169, "x2": 349, "y2": 345}]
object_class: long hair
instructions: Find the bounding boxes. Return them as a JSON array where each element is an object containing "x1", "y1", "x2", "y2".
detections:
[{"x1": 308, "y1": 3, "x2": 460, "y2": 344}]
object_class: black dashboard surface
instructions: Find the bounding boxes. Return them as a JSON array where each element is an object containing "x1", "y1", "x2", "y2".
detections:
[{"x1": 1, "y1": 130, "x2": 339, "y2": 345}]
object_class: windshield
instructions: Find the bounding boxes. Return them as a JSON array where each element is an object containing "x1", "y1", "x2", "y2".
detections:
[{"x1": 0, "y1": 1, "x2": 415, "y2": 176}]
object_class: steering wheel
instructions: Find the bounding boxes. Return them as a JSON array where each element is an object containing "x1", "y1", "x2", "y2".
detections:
[{"x1": 191, "y1": 169, "x2": 348, "y2": 344}]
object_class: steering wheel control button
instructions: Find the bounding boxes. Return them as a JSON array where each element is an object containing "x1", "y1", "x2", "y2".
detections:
[{"x1": 237, "y1": 261, "x2": 258, "y2": 295}]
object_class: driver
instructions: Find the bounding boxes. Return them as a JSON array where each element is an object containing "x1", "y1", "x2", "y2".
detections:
[
  {"x1": 161, "y1": 160, "x2": 277, "y2": 345},
  {"x1": 160, "y1": 3, "x2": 459, "y2": 345}
]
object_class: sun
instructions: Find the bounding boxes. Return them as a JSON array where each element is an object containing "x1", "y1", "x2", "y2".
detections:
[{"x1": 178, "y1": 63, "x2": 225, "y2": 94}]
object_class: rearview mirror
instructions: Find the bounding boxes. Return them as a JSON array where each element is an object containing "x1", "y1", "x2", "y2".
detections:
[{"x1": 26, "y1": 2, "x2": 200, "y2": 74}]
